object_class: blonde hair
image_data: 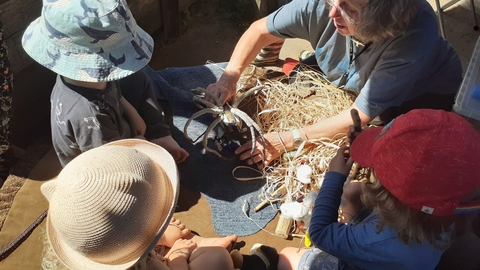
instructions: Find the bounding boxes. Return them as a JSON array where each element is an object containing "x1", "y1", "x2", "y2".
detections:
[
  {"x1": 41, "y1": 231, "x2": 165, "y2": 270},
  {"x1": 355, "y1": 0, "x2": 419, "y2": 43},
  {"x1": 360, "y1": 172, "x2": 474, "y2": 249}
]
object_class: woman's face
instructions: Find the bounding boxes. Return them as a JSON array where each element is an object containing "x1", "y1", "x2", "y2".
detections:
[{"x1": 328, "y1": 0, "x2": 366, "y2": 37}]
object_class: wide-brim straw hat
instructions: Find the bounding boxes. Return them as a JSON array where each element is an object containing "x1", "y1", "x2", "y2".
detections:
[
  {"x1": 41, "y1": 139, "x2": 179, "y2": 270},
  {"x1": 22, "y1": 0, "x2": 153, "y2": 82}
]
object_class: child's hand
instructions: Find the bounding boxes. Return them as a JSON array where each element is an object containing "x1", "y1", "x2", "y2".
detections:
[
  {"x1": 347, "y1": 108, "x2": 362, "y2": 146},
  {"x1": 329, "y1": 146, "x2": 354, "y2": 176},
  {"x1": 165, "y1": 239, "x2": 197, "y2": 261},
  {"x1": 346, "y1": 125, "x2": 361, "y2": 146},
  {"x1": 150, "y1": 136, "x2": 189, "y2": 163}
]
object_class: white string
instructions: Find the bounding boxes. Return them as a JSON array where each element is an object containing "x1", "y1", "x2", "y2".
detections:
[
  {"x1": 232, "y1": 166, "x2": 264, "y2": 181},
  {"x1": 241, "y1": 197, "x2": 282, "y2": 237}
]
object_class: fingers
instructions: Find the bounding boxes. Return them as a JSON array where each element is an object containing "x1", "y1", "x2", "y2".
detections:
[
  {"x1": 203, "y1": 90, "x2": 218, "y2": 104},
  {"x1": 346, "y1": 125, "x2": 361, "y2": 145},
  {"x1": 205, "y1": 83, "x2": 236, "y2": 105},
  {"x1": 246, "y1": 154, "x2": 265, "y2": 169},
  {"x1": 332, "y1": 146, "x2": 348, "y2": 163},
  {"x1": 235, "y1": 140, "x2": 266, "y2": 165},
  {"x1": 219, "y1": 91, "x2": 236, "y2": 105},
  {"x1": 328, "y1": 146, "x2": 354, "y2": 176},
  {"x1": 344, "y1": 152, "x2": 354, "y2": 167},
  {"x1": 235, "y1": 137, "x2": 260, "y2": 157},
  {"x1": 235, "y1": 141, "x2": 253, "y2": 156}
]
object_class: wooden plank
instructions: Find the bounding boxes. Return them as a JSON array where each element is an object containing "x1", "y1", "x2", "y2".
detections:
[{"x1": 161, "y1": 0, "x2": 180, "y2": 38}]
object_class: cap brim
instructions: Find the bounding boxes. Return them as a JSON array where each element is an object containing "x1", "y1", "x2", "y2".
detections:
[
  {"x1": 350, "y1": 126, "x2": 383, "y2": 168},
  {"x1": 46, "y1": 139, "x2": 179, "y2": 270}
]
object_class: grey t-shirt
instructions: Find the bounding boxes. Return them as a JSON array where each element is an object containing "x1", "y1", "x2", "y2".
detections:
[
  {"x1": 266, "y1": 0, "x2": 462, "y2": 117},
  {"x1": 50, "y1": 70, "x2": 171, "y2": 167},
  {"x1": 51, "y1": 76, "x2": 132, "y2": 167}
]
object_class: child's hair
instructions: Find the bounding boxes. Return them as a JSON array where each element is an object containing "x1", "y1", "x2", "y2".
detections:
[{"x1": 360, "y1": 172, "x2": 474, "y2": 249}]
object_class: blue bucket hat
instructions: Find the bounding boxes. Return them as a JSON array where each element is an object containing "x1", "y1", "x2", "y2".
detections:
[{"x1": 22, "y1": 0, "x2": 153, "y2": 82}]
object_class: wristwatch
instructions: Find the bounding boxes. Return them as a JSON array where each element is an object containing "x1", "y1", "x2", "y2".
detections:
[{"x1": 292, "y1": 129, "x2": 303, "y2": 149}]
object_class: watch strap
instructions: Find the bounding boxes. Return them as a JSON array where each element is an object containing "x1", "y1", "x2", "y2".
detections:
[
  {"x1": 292, "y1": 129, "x2": 301, "y2": 141},
  {"x1": 292, "y1": 129, "x2": 304, "y2": 148}
]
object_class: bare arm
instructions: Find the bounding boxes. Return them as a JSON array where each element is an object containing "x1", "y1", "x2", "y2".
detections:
[
  {"x1": 206, "y1": 17, "x2": 284, "y2": 104},
  {"x1": 298, "y1": 103, "x2": 372, "y2": 145},
  {"x1": 121, "y1": 95, "x2": 146, "y2": 139},
  {"x1": 236, "y1": 103, "x2": 373, "y2": 168}
]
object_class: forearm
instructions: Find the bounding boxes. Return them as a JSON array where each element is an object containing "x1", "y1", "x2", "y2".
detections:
[
  {"x1": 285, "y1": 104, "x2": 372, "y2": 150},
  {"x1": 121, "y1": 96, "x2": 146, "y2": 136},
  {"x1": 308, "y1": 172, "x2": 347, "y2": 243},
  {"x1": 222, "y1": 18, "x2": 283, "y2": 88}
]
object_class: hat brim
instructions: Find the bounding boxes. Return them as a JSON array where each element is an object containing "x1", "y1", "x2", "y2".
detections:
[
  {"x1": 46, "y1": 139, "x2": 179, "y2": 270},
  {"x1": 22, "y1": 17, "x2": 153, "y2": 82},
  {"x1": 350, "y1": 126, "x2": 383, "y2": 169}
]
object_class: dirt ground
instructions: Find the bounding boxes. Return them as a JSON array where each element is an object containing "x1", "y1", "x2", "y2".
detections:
[
  {"x1": 140, "y1": 0, "x2": 480, "y2": 262},
  {"x1": 149, "y1": 0, "x2": 305, "y2": 255},
  {"x1": 150, "y1": 0, "x2": 248, "y2": 70},
  {"x1": 7, "y1": 0, "x2": 480, "y2": 265}
]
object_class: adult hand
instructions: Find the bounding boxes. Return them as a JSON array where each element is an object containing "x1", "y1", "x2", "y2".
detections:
[
  {"x1": 235, "y1": 132, "x2": 283, "y2": 169},
  {"x1": 328, "y1": 146, "x2": 354, "y2": 176},
  {"x1": 205, "y1": 74, "x2": 238, "y2": 105}
]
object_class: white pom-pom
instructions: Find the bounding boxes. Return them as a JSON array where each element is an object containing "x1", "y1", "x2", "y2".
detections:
[
  {"x1": 296, "y1": 164, "x2": 312, "y2": 184},
  {"x1": 280, "y1": 201, "x2": 310, "y2": 221}
]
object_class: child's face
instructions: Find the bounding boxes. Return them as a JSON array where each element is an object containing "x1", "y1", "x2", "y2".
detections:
[{"x1": 63, "y1": 76, "x2": 107, "y2": 90}]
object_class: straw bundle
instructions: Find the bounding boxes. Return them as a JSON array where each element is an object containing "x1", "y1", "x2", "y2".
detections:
[{"x1": 236, "y1": 64, "x2": 357, "y2": 208}]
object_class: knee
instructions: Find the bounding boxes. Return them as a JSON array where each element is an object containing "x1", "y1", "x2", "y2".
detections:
[{"x1": 278, "y1": 247, "x2": 300, "y2": 270}]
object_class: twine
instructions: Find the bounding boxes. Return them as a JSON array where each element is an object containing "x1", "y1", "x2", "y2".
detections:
[{"x1": 237, "y1": 64, "x2": 357, "y2": 208}]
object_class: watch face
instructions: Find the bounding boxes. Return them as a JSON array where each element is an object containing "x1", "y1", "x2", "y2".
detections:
[{"x1": 293, "y1": 139, "x2": 303, "y2": 148}]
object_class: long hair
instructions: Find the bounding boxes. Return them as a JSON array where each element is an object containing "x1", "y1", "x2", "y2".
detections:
[
  {"x1": 355, "y1": 0, "x2": 420, "y2": 43},
  {"x1": 360, "y1": 172, "x2": 474, "y2": 249}
]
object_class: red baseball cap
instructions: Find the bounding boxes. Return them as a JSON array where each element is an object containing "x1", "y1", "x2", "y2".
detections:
[{"x1": 350, "y1": 109, "x2": 480, "y2": 216}]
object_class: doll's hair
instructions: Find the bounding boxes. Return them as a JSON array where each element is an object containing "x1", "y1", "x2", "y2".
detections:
[
  {"x1": 355, "y1": 0, "x2": 419, "y2": 43},
  {"x1": 360, "y1": 172, "x2": 474, "y2": 249}
]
